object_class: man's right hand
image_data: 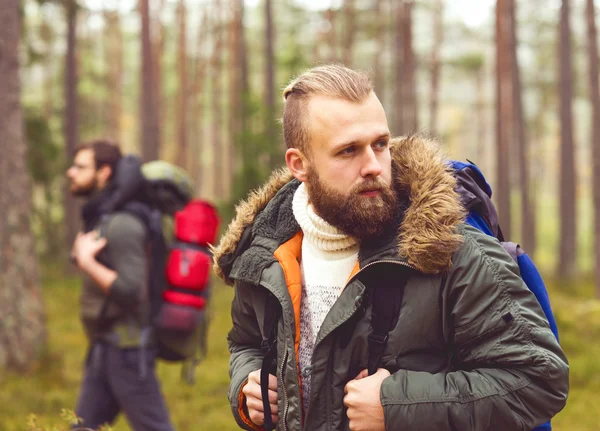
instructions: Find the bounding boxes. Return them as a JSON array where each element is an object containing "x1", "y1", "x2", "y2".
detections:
[{"x1": 243, "y1": 369, "x2": 279, "y2": 426}]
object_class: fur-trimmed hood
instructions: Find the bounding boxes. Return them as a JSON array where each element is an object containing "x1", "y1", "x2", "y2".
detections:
[{"x1": 212, "y1": 134, "x2": 466, "y2": 284}]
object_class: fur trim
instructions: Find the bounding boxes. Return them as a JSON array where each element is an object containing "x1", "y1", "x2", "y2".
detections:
[
  {"x1": 211, "y1": 167, "x2": 294, "y2": 281},
  {"x1": 391, "y1": 134, "x2": 465, "y2": 274},
  {"x1": 213, "y1": 134, "x2": 466, "y2": 281}
]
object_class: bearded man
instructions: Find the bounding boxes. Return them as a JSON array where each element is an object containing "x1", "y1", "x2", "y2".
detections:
[
  {"x1": 67, "y1": 139, "x2": 173, "y2": 431},
  {"x1": 213, "y1": 65, "x2": 568, "y2": 431}
]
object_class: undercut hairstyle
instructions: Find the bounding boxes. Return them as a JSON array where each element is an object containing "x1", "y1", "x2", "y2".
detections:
[
  {"x1": 74, "y1": 138, "x2": 122, "y2": 179},
  {"x1": 281, "y1": 64, "x2": 373, "y2": 155}
]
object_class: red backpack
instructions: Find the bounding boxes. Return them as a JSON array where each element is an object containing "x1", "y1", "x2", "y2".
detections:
[{"x1": 152, "y1": 200, "x2": 220, "y2": 379}]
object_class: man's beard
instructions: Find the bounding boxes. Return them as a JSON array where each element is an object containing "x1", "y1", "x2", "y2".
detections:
[
  {"x1": 306, "y1": 167, "x2": 398, "y2": 242},
  {"x1": 70, "y1": 178, "x2": 98, "y2": 198}
]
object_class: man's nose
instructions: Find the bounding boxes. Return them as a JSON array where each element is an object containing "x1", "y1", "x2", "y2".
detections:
[{"x1": 360, "y1": 147, "x2": 383, "y2": 178}]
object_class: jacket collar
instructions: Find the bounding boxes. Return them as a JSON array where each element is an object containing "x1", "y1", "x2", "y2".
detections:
[{"x1": 213, "y1": 134, "x2": 466, "y2": 285}]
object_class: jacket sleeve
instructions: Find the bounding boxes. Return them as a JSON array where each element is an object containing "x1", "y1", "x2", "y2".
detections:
[
  {"x1": 105, "y1": 213, "x2": 147, "y2": 308},
  {"x1": 380, "y1": 225, "x2": 569, "y2": 431},
  {"x1": 227, "y1": 280, "x2": 266, "y2": 431}
]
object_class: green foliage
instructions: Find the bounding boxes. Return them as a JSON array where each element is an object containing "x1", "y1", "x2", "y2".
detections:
[
  {"x1": 25, "y1": 108, "x2": 62, "y2": 184},
  {"x1": 447, "y1": 52, "x2": 485, "y2": 72},
  {"x1": 225, "y1": 92, "x2": 277, "y2": 221}
]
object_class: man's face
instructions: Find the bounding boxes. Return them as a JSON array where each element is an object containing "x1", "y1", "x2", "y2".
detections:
[
  {"x1": 302, "y1": 92, "x2": 397, "y2": 240},
  {"x1": 66, "y1": 149, "x2": 98, "y2": 197}
]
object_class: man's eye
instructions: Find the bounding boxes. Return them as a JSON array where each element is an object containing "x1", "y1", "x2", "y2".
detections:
[
  {"x1": 339, "y1": 146, "x2": 355, "y2": 155},
  {"x1": 374, "y1": 140, "x2": 388, "y2": 149}
]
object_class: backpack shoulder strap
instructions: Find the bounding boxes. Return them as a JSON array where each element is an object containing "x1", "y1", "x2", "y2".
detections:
[
  {"x1": 260, "y1": 291, "x2": 280, "y2": 431},
  {"x1": 368, "y1": 266, "x2": 411, "y2": 375}
]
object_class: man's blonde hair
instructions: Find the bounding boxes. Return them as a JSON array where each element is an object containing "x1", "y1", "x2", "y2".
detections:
[{"x1": 282, "y1": 64, "x2": 373, "y2": 154}]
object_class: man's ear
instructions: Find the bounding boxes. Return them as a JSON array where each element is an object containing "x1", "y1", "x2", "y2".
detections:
[
  {"x1": 96, "y1": 165, "x2": 113, "y2": 187},
  {"x1": 285, "y1": 148, "x2": 309, "y2": 182}
]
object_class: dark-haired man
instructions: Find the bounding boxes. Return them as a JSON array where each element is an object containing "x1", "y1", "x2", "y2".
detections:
[{"x1": 68, "y1": 139, "x2": 173, "y2": 431}]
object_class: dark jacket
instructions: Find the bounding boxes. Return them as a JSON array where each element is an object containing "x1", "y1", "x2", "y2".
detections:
[
  {"x1": 213, "y1": 136, "x2": 569, "y2": 431},
  {"x1": 80, "y1": 212, "x2": 149, "y2": 343}
]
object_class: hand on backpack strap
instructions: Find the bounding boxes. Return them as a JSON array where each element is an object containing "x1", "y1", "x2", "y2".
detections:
[
  {"x1": 71, "y1": 231, "x2": 107, "y2": 269},
  {"x1": 243, "y1": 369, "x2": 279, "y2": 427},
  {"x1": 344, "y1": 368, "x2": 390, "y2": 431}
]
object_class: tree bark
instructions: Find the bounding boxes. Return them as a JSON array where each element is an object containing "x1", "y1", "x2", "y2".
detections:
[
  {"x1": 495, "y1": 0, "x2": 512, "y2": 239},
  {"x1": 140, "y1": 0, "x2": 160, "y2": 162},
  {"x1": 64, "y1": 0, "x2": 80, "y2": 254},
  {"x1": 372, "y1": 0, "x2": 385, "y2": 100},
  {"x1": 326, "y1": 8, "x2": 338, "y2": 62},
  {"x1": 393, "y1": 1, "x2": 404, "y2": 135},
  {"x1": 152, "y1": 0, "x2": 165, "y2": 157},
  {"x1": 585, "y1": 0, "x2": 600, "y2": 294},
  {"x1": 176, "y1": 0, "x2": 188, "y2": 170},
  {"x1": 192, "y1": 9, "x2": 208, "y2": 191},
  {"x1": 509, "y1": 0, "x2": 535, "y2": 255},
  {"x1": 558, "y1": 0, "x2": 577, "y2": 278},
  {"x1": 229, "y1": 0, "x2": 248, "y2": 193},
  {"x1": 0, "y1": 0, "x2": 46, "y2": 371},
  {"x1": 104, "y1": 9, "x2": 123, "y2": 141},
  {"x1": 264, "y1": 0, "x2": 277, "y2": 169},
  {"x1": 342, "y1": 0, "x2": 355, "y2": 67},
  {"x1": 402, "y1": 0, "x2": 418, "y2": 132},
  {"x1": 211, "y1": 0, "x2": 223, "y2": 199},
  {"x1": 429, "y1": 0, "x2": 443, "y2": 137}
]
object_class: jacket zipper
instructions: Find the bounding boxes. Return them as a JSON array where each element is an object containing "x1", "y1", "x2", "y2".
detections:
[
  {"x1": 280, "y1": 346, "x2": 289, "y2": 431},
  {"x1": 262, "y1": 280, "x2": 291, "y2": 431}
]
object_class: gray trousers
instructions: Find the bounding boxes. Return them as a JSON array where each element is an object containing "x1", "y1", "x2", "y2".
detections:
[{"x1": 74, "y1": 341, "x2": 174, "y2": 431}]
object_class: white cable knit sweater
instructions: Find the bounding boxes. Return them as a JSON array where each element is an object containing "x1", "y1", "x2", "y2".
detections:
[{"x1": 292, "y1": 183, "x2": 359, "y2": 415}]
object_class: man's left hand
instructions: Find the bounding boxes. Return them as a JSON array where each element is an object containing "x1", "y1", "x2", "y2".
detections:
[
  {"x1": 343, "y1": 368, "x2": 391, "y2": 431},
  {"x1": 71, "y1": 231, "x2": 107, "y2": 269}
]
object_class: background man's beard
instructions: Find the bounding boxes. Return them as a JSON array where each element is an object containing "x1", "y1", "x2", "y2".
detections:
[
  {"x1": 70, "y1": 179, "x2": 97, "y2": 198},
  {"x1": 306, "y1": 168, "x2": 398, "y2": 241}
]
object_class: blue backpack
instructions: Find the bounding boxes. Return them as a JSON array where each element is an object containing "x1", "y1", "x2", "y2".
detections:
[{"x1": 451, "y1": 160, "x2": 558, "y2": 431}]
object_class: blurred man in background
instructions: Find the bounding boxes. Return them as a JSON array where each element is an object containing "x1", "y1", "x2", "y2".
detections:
[{"x1": 67, "y1": 139, "x2": 173, "y2": 431}]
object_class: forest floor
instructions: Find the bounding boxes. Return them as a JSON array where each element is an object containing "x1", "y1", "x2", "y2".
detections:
[{"x1": 0, "y1": 264, "x2": 598, "y2": 430}]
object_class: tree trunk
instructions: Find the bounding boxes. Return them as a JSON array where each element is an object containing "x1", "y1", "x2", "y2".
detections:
[
  {"x1": 342, "y1": 0, "x2": 355, "y2": 67},
  {"x1": 429, "y1": 0, "x2": 443, "y2": 137},
  {"x1": 64, "y1": 0, "x2": 80, "y2": 254},
  {"x1": 211, "y1": 0, "x2": 223, "y2": 199},
  {"x1": 558, "y1": 0, "x2": 577, "y2": 278},
  {"x1": 229, "y1": 0, "x2": 248, "y2": 195},
  {"x1": 326, "y1": 8, "x2": 338, "y2": 62},
  {"x1": 585, "y1": 0, "x2": 600, "y2": 294},
  {"x1": 265, "y1": 0, "x2": 277, "y2": 169},
  {"x1": 372, "y1": 0, "x2": 385, "y2": 100},
  {"x1": 176, "y1": 0, "x2": 188, "y2": 170},
  {"x1": 192, "y1": 9, "x2": 208, "y2": 190},
  {"x1": 402, "y1": 0, "x2": 418, "y2": 132},
  {"x1": 475, "y1": 67, "x2": 486, "y2": 169},
  {"x1": 104, "y1": 10, "x2": 123, "y2": 141},
  {"x1": 495, "y1": 0, "x2": 513, "y2": 239},
  {"x1": 509, "y1": 0, "x2": 535, "y2": 255},
  {"x1": 393, "y1": 1, "x2": 404, "y2": 135},
  {"x1": 0, "y1": 0, "x2": 46, "y2": 371},
  {"x1": 140, "y1": 0, "x2": 160, "y2": 162},
  {"x1": 152, "y1": 0, "x2": 165, "y2": 158}
]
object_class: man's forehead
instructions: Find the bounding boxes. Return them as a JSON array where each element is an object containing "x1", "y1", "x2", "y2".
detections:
[
  {"x1": 306, "y1": 93, "x2": 388, "y2": 146},
  {"x1": 75, "y1": 149, "x2": 94, "y2": 164}
]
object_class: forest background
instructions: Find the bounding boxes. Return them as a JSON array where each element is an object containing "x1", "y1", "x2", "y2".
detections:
[{"x1": 1, "y1": 0, "x2": 600, "y2": 429}]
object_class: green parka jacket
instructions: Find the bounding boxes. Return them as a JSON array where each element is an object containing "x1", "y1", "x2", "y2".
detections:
[{"x1": 213, "y1": 136, "x2": 569, "y2": 431}]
